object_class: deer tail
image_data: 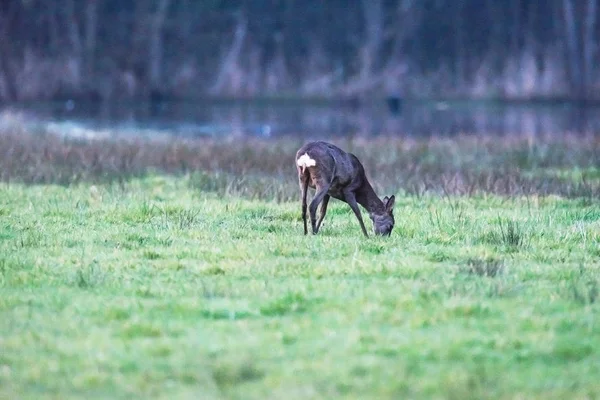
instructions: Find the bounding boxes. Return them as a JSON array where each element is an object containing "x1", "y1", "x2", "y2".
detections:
[{"x1": 297, "y1": 153, "x2": 317, "y2": 174}]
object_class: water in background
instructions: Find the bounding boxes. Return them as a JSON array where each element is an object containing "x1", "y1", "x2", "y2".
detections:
[{"x1": 3, "y1": 99, "x2": 600, "y2": 139}]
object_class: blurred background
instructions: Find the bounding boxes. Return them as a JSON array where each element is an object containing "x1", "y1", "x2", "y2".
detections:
[{"x1": 1, "y1": 0, "x2": 600, "y2": 137}]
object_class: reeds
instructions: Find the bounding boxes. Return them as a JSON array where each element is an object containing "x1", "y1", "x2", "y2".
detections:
[{"x1": 1, "y1": 126, "x2": 599, "y2": 201}]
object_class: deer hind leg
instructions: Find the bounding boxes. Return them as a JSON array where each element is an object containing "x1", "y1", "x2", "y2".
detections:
[
  {"x1": 299, "y1": 171, "x2": 310, "y2": 235},
  {"x1": 315, "y1": 164, "x2": 336, "y2": 233},
  {"x1": 309, "y1": 183, "x2": 331, "y2": 235},
  {"x1": 343, "y1": 190, "x2": 369, "y2": 237},
  {"x1": 315, "y1": 194, "x2": 330, "y2": 233}
]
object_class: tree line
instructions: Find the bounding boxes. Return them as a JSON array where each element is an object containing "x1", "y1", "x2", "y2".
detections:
[{"x1": 0, "y1": 0, "x2": 598, "y2": 102}]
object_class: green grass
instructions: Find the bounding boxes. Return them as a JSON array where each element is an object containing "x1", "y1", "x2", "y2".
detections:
[{"x1": 1, "y1": 175, "x2": 599, "y2": 399}]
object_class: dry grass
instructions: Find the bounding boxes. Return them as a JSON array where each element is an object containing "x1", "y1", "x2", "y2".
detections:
[{"x1": 1, "y1": 127, "x2": 599, "y2": 200}]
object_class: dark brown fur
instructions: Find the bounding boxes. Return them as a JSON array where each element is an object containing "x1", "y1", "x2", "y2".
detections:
[{"x1": 296, "y1": 141, "x2": 395, "y2": 237}]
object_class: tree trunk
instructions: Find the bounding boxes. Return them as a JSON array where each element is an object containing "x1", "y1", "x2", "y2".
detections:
[
  {"x1": 583, "y1": 0, "x2": 597, "y2": 95},
  {"x1": 149, "y1": 0, "x2": 172, "y2": 89},
  {"x1": 454, "y1": 0, "x2": 467, "y2": 90},
  {"x1": 510, "y1": 0, "x2": 521, "y2": 56},
  {"x1": 65, "y1": 0, "x2": 83, "y2": 60},
  {"x1": 485, "y1": 0, "x2": 504, "y2": 62},
  {"x1": 210, "y1": 12, "x2": 247, "y2": 95},
  {"x1": 47, "y1": 1, "x2": 60, "y2": 55},
  {"x1": 130, "y1": 1, "x2": 152, "y2": 92},
  {"x1": 562, "y1": 0, "x2": 583, "y2": 95},
  {"x1": 84, "y1": 0, "x2": 99, "y2": 84},
  {"x1": 0, "y1": 7, "x2": 17, "y2": 100},
  {"x1": 386, "y1": 0, "x2": 420, "y2": 74},
  {"x1": 358, "y1": 0, "x2": 383, "y2": 86}
]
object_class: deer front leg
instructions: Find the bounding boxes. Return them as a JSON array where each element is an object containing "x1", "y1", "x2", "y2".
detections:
[
  {"x1": 315, "y1": 194, "x2": 330, "y2": 233},
  {"x1": 309, "y1": 185, "x2": 331, "y2": 234},
  {"x1": 343, "y1": 190, "x2": 369, "y2": 237}
]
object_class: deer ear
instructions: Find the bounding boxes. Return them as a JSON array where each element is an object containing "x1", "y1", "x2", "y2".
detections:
[
  {"x1": 385, "y1": 195, "x2": 395, "y2": 212},
  {"x1": 382, "y1": 196, "x2": 389, "y2": 204}
]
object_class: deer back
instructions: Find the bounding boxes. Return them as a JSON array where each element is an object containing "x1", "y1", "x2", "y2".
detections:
[{"x1": 296, "y1": 141, "x2": 362, "y2": 187}]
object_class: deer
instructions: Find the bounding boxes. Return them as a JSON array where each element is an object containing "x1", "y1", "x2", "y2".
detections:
[{"x1": 296, "y1": 141, "x2": 395, "y2": 237}]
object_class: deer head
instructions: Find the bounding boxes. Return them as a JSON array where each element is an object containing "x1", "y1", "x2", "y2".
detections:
[{"x1": 370, "y1": 195, "x2": 395, "y2": 236}]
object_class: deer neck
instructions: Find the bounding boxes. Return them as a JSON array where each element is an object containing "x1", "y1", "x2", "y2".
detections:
[{"x1": 355, "y1": 181, "x2": 385, "y2": 214}]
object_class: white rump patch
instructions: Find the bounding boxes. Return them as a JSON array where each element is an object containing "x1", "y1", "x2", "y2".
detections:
[{"x1": 296, "y1": 153, "x2": 317, "y2": 168}]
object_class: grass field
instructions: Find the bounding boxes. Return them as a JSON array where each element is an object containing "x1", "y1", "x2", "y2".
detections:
[{"x1": 1, "y1": 130, "x2": 600, "y2": 399}]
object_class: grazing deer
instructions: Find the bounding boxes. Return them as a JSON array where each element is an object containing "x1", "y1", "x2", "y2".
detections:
[{"x1": 296, "y1": 141, "x2": 395, "y2": 237}]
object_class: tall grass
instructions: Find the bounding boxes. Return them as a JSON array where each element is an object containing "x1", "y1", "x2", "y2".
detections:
[{"x1": 1, "y1": 126, "x2": 599, "y2": 200}]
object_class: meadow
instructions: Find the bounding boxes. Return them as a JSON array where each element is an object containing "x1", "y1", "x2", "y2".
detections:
[{"x1": 1, "y1": 127, "x2": 599, "y2": 399}]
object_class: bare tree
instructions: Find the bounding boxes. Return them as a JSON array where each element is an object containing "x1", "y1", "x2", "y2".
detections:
[
  {"x1": 584, "y1": 0, "x2": 598, "y2": 94},
  {"x1": 453, "y1": 0, "x2": 467, "y2": 90},
  {"x1": 384, "y1": 0, "x2": 420, "y2": 85},
  {"x1": 562, "y1": 0, "x2": 583, "y2": 94},
  {"x1": 84, "y1": 0, "x2": 99, "y2": 83},
  {"x1": 340, "y1": 0, "x2": 385, "y2": 95},
  {"x1": 210, "y1": 11, "x2": 247, "y2": 94},
  {"x1": 46, "y1": 1, "x2": 61, "y2": 54},
  {"x1": 510, "y1": 0, "x2": 521, "y2": 56},
  {"x1": 64, "y1": 0, "x2": 83, "y2": 66},
  {"x1": 0, "y1": 0, "x2": 598, "y2": 101},
  {"x1": 359, "y1": 0, "x2": 383, "y2": 84},
  {"x1": 0, "y1": 2, "x2": 18, "y2": 100},
  {"x1": 149, "y1": 0, "x2": 172, "y2": 88}
]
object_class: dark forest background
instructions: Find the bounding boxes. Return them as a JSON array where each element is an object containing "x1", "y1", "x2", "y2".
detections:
[{"x1": 0, "y1": 0, "x2": 598, "y2": 103}]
